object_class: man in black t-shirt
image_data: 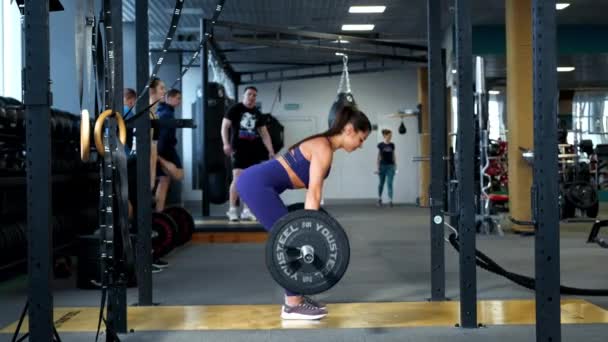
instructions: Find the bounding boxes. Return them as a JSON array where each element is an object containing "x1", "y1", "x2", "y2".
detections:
[
  {"x1": 221, "y1": 86, "x2": 275, "y2": 221},
  {"x1": 376, "y1": 129, "x2": 397, "y2": 206}
]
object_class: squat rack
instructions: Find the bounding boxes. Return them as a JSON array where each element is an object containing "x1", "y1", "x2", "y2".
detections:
[
  {"x1": 426, "y1": 0, "x2": 561, "y2": 340},
  {"x1": 20, "y1": 0, "x2": 562, "y2": 341}
]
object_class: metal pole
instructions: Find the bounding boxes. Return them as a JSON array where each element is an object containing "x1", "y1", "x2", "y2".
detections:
[
  {"x1": 532, "y1": 0, "x2": 560, "y2": 341},
  {"x1": 201, "y1": 19, "x2": 210, "y2": 216},
  {"x1": 135, "y1": 0, "x2": 153, "y2": 306},
  {"x1": 455, "y1": 0, "x2": 477, "y2": 328},
  {"x1": 427, "y1": 0, "x2": 447, "y2": 301},
  {"x1": 24, "y1": 0, "x2": 53, "y2": 340},
  {"x1": 106, "y1": 0, "x2": 127, "y2": 333}
]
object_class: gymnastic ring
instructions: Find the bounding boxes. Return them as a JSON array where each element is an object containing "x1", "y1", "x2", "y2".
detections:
[
  {"x1": 80, "y1": 109, "x2": 91, "y2": 162},
  {"x1": 93, "y1": 109, "x2": 127, "y2": 157}
]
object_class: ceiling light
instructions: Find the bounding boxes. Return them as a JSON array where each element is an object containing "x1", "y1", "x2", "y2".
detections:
[
  {"x1": 332, "y1": 39, "x2": 350, "y2": 44},
  {"x1": 556, "y1": 3, "x2": 570, "y2": 10},
  {"x1": 488, "y1": 90, "x2": 501, "y2": 95},
  {"x1": 451, "y1": 69, "x2": 457, "y2": 74},
  {"x1": 342, "y1": 24, "x2": 375, "y2": 31},
  {"x1": 557, "y1": 66, "x2": 575, "y2": 72},
  {"x1": 348, "y1": 6, "x2": 386, "y2": 13},
  {"x1": 335, "y1": 52, "x2": 347, "y2": 57}
]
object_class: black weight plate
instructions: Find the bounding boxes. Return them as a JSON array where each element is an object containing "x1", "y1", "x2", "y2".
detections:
[
  {"x1": 266, "y1": 209, "x2": 350, "y2": 295},
  {"x1": 0, "y1": 227, "x2": 8, "y2": 262},
  {"x1": 287, "y1": 202, "x2": 328, "y2": 215},
  {"x1": 566, "y1": 182, "x2": 598, "y2": 209},
  {"x1": 162, "y1": 206, "x2": 194, "y2": 246},
  {"x1": 151, "y1": 212, "x2": 177, "y2": 259}
]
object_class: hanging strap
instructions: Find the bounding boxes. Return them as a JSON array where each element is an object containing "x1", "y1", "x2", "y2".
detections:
[
  {"x1": 337, "y1": 55, "x2": 351, "y2": 94},
  {"x1": 270, "y1": 84, "x2": 282, "y2": 113}
]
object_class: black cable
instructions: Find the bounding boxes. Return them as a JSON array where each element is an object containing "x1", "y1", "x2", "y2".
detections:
[
  {"x1": 448, "y1": 233, "x2": 608, "y2": 296},
  {"x1": 170, "y1": 0, "x2": 226, "y2": 89},
  {"x1": 130, "y1": 0, "x2": 185, "y2": 108}
]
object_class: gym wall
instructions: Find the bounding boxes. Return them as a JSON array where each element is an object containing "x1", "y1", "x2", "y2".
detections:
[
  {"x1": 250, "y1": 69, "x2": 421, "y2": 204},
  {"x1": 180, "y1": 67, "x2": 421, "y2": 204}
]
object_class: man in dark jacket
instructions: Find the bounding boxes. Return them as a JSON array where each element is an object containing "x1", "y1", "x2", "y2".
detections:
[{"x1": 155, "y1": 89, "x2": 184, "y2": 211}]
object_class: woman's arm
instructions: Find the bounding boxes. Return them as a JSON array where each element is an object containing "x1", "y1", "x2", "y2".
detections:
[{"x1": 305, "y1": 143, "x2": 332, "y2": 210}]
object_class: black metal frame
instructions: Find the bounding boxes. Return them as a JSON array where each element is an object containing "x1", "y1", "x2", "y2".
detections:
[
  {"x1": 201, "y1": 19, "x2": 211, "y2": 216},
  {"x1": 23, "y1": 1, "x2": 55, "y2": 341},
  {"x1": 455, "y1": 0, "x2": 477, "y2": 328},
  {"x1": 103, "y1": 0, "x2": 128, "y2": 334},
  {"x1": 532, "y1": 0, "x2": 561, "y2": 340},
  {"x1": 239, "y1": 59, "x2": 406, "y2": 85},
  {"x1": 213, "y1": 20, "x2": 427, "y2": 53},
  {"x1": 427, "y1": 0, "x2": 447, "y2": 302},
  {"x1": 208, "y1": 37, "x2": 240, "y2": 86},
  {"x1": 134, "y1": 0, "x2": 154, "y2": 307}
]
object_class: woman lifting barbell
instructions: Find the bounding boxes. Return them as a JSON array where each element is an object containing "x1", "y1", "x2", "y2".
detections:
[{"x1": 236, "y1": 106, "x2": 371, "y2": 320}]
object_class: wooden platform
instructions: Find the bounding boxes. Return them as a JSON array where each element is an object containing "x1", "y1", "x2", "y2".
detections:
[
  {"x1": 2, "y1": 299, "x2": 607, "y2": 333},
  {"x1": 191, "y1": 231, "x2": 267, "y2": 243}
]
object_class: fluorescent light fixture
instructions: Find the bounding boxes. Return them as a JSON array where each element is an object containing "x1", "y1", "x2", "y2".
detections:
[
  {"x1": 556, "y1": 3, "x2": 570, "y2": 10},
  {"x1": 342, "y1": 24, "x2": 375, "y2": 31},
  {"x1": 349, "y1": 6, "x2": 386, "y2": 13},
  {"x1": 488, "y1": 90, "x2": 501, "y2": 95},
  {"x1": 451, "y1": 69, "x2": 457, "y2": 74},
  {"x1": 332, "y1": 39, "x2": 350, "y2": 44},
  {"x1": 557, "y1": 66, "x2": 575, "y2": 72},
  {"x1": 335, "y1": 52, "x2": 347, "y2": 57}
]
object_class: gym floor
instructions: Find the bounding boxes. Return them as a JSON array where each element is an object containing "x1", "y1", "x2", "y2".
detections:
[{"x1": 1, "y1": 203, "x2": 608, "y2": 341}]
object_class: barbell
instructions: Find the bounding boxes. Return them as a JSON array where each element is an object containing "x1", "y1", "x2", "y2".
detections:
[{"x1": 265, "y1": 205, "x2": 350, "y2": 295}]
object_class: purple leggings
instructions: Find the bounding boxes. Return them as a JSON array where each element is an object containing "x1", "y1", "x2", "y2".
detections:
[{"x1": 236, "y1": 159, "x2": 298, "y2": 296}]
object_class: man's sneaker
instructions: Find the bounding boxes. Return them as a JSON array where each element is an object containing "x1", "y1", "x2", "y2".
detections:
[
  {"x1": 377, "y1": 199, "x2": 382, "y2": 207},
  {"x1": 153, "y1": 258, "x2": 169, "y2": 268},
  {"x1": 226, "y1": 207, "x2": 239, "y2": 221},
  {"x1": 281, "y1": 303, "x2": 327, "y2": 320},
  {"x1": 240, "y1": 208, "x2": 257, "y2": 221},
  {"x1": 151, "y1": 265, "x2": 163, "y2": 274},
  {"x1": 303, "y1": 296, "x2": 326, "y2": 310}
]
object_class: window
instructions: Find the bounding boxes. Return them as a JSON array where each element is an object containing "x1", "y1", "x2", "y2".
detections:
[
  {"x1": 568, "y1": 92, "x2": 608, "y2": 146},
  {"x1": 1, "y1": 1, "x2": 22, "y2": 99}
]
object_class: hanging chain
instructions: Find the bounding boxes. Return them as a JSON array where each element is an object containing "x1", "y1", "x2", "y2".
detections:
[{"x1": 337, "y1": 55, "x2": 351, "y2": 94}]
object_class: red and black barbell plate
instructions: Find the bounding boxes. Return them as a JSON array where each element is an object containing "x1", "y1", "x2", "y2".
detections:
[
  {"x1": 152, "y1": 212, "x2": 178, "y2": 259},
  {"x1": 162, "y1": 206, "x2": 195, "y2": 246}
]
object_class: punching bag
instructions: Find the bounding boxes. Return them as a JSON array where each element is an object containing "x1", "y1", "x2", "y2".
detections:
[
  {"x1": 328, "y1": 55, "x2": 357, "y2": 128},
  {"x1": 265, "y1": 114, "x2": 285, "y2": 153},
  {"x1": 328, "y1": 93, "x2": 356, "y2": 128},
  {"x1": 398, "y1": 121, "x2": 407, "y2": 134}
]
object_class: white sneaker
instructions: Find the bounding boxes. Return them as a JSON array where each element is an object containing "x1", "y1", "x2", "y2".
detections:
[
  {"x1": 240, "y1": 208, "x2": 257, "y2": 221},
  {"x1": 226, "y1": 207, "x2": 239, "y2": 221}
]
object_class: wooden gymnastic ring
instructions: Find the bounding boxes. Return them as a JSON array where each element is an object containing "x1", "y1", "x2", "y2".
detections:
[
  {"x1": 94, "y1": 109, "x2": 127, "y2": 157},
  {"x1": 80, "y1": 109, "x2": 91, "y2": 162}
]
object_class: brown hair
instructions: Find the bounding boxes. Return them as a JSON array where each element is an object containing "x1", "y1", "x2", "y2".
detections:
[
  {"x1": 149, "y1": 77, "x2": 162, "y2": 90},
  {"x1": 382, "y1": 129, "x2": 392, "y2": 136},
  {"x1": 166, "y1": 88, "x2": 182, "y2": 98},
  {"x1": 288, "y1": 106, "x2": 371, "y2": 151},
  {"x1": 123, "y1": 88, "x2": 136, "y2": 100}
]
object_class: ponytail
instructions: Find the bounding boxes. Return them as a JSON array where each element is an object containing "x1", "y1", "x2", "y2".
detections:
[{"x1": 287, "y1": 106, "x2": 371, "y2": 151}]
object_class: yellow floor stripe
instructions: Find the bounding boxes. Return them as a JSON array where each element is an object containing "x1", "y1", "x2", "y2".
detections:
[{"x1": 2, "y1": 299, "x2": 607, "y2": 333}]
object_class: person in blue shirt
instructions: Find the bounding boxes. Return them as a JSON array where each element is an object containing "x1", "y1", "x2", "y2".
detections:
[
  {"x1": 123, "y1": 88, "x2": 137, "y2": 154},
  {"x1": 376, "y1": 129, "x2": 397, "y2": 206},
  {"x1": 155, "y1": 88, "x2": 184, "y2": 212}
]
